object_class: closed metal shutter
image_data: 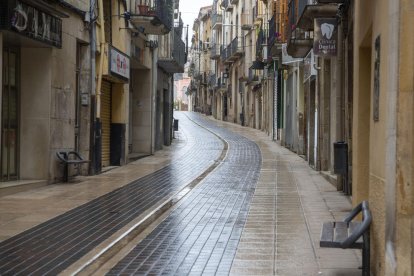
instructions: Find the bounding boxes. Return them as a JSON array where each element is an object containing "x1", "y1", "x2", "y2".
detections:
[{"x1": 101, "y1": 80, "x2": 111, "y2": 167}]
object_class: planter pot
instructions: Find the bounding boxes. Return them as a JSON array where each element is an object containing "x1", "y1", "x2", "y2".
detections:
[{"x1": 138, "y1": 5, "x2": 149, "y2": 15}]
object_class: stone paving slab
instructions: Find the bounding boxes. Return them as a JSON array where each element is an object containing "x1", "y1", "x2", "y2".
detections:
[{"x1": 218, "y1": 119, "x2": 361, "y2": 276}]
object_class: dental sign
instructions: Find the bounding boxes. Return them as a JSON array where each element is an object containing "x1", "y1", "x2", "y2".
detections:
[
  {"x1": 314, "y1": 18, "x2": 337, "y2": 57},
  {"x1": 10, "y1": 1, "x2": 62, "y2": 48}
]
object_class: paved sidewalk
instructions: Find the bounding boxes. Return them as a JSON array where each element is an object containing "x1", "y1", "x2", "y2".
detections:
[{"x1": 212, "y1": 119, "x2": 361, "y2": 276}]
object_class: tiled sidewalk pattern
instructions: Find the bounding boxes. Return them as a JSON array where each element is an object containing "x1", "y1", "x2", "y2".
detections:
[
  {"x1": 107, "y1": 114, "x2": 262, "y2": 275},
  {"x1": 225, "y1": 123, "x2": 362, "y2": 275},
  {"x1": 0, "y1": 113, "x2": 223, "y2": 275}
]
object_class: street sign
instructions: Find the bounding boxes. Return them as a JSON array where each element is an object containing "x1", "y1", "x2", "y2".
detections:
[{"x1": 314, "y1": 18, "x2": 338, "y2": 57}]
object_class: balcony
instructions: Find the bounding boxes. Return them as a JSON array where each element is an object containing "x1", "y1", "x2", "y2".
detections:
[
  {"x1": 256, "y1": 29, "x2": 265, "y2": 60},
  {"x1": 268, "y1": 12, "x2": 287, "y2": 53},
  {"x1": 221, "y1": 0, "x2": 233, "y2": 12},
  {"x1": 212, "y1": 12, "x2": 223, "y2": 30},
  {"x1": 229, "y1": 37, "x2": 244, "y2": 60},
  {"x1": 130, "y1": 0, "x2": 173, "y2": 35},
  {"x1": 208, "y1": 74, "x2": 216, "y2": 87},
  {"x1": 230, "y1": 0, "x2": 238, "y2": 4},
  {"x1": 247, "y1": 68, "x2": 259, "y2": 85},
  {"x1": 158, "y1": 33, "x2": 186, "y2": 73},
  {"x1": 221, "y1": 45, "x2": 233, "y2": 64},
  {"x1": 210, "y1": 44, "x2": 220, "y2": 60},
  {"x1": 241, "y1": 14, "x2": 253, "y2": 31},
  {"x1": 216, "y1": 77, "x2": 226, "y2": 90},
  {"x1": 286, "y1": 0, "x2": 338, "y2": 57}
]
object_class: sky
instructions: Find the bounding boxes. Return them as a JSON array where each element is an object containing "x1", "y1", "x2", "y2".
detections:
[{"x1": 180, "y1": 0, "x2": 213, "y2": 33}]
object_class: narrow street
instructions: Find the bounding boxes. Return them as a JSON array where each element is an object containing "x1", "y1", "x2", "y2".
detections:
[{"x1": 0, "y1": 112, "x2": 360, "y2": 275}]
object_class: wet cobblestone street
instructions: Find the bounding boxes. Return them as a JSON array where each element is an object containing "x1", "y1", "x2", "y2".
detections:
[
  {"x1": 0, "y1": 112, "x2": 361, "y2": 276},
  {"x1": 108, "y1": 114, "x2": 261, "y2": 275}
]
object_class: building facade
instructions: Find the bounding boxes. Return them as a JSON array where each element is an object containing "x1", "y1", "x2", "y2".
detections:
[{"x1": 0, "y1": 0, "x2": 185, "y2": 183}]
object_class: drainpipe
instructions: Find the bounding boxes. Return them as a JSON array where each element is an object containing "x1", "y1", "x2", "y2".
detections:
[
  {"x1": 384, "y1": 0, "x2": 399, "y2": 273},
  {"x1": 89, "y1": 0, "x2": 97, "y2": 174},
  {"x1": 151, "y1": 36, "x2": 158, "y2": 154},
  {"x1": 96, "y1": 0, "x2": 105, "y2": 119}
]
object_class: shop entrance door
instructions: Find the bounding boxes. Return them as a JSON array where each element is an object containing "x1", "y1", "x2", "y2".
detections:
[{"x1": 1, "y1": 48, "x2": 19, "y2": 181}]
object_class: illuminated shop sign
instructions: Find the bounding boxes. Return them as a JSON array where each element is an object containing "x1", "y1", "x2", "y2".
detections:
[{"x1": 9, "y1": 0, "x2": 62, "y2": 47}]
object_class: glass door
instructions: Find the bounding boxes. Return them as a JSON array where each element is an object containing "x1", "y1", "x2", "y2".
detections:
[{"x1": 1, "y1": 48, "x2": 19, "y2": 181}]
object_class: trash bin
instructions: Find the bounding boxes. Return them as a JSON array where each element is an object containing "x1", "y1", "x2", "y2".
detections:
[
  {"x1": 173, "y1": 119, "x2": 179, "y2": 131},
  {"x1": 333, "y1": 142, "x2": 348, "y2": 175}
]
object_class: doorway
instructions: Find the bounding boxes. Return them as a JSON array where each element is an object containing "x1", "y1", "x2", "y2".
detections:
[{"x1": 1, "y1": 48, "x2": 19, "y2": 181}]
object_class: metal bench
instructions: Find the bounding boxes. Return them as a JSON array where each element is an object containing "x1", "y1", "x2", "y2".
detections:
[
  {"x1": 56, "y1": 151, "x2": 90, "y2": 182},
  {"x1": 320, "y1": 201, "x2": 372, "y2": 276}
]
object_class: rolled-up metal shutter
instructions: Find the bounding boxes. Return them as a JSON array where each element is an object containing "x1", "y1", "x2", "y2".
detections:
[{"x1": 101, "y1": 80, "x2": 111, "y2": 167}]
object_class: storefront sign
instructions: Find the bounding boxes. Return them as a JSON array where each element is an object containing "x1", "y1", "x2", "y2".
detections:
[
  {"x1": 110, "y1": 47, "x2": 130, "y2": 80},
  {"x1": 304, "y1": 50, "x2": 317, "y2": 82},
  {"x1": 10, "y1": 1, "x2": 62, "y2": 48},
  {"x1": 314, "y1": 18, "x2": 337, "y2": 57}
]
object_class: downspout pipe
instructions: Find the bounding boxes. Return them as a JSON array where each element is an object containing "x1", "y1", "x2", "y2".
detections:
[{"x1": 89, "y1": 0, "x2": 97, "y2": 174}]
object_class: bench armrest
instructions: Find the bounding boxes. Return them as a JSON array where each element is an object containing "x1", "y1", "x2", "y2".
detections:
[{"x1": 341, "y1": 201, "x2": 372, "y2": 248}]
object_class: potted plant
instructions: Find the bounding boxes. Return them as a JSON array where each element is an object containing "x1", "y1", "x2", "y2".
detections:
[{"x1": 137, "y1": 0, "x2": 149, "y2": 15}]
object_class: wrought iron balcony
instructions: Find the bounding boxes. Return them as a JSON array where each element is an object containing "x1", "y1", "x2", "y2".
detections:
[
  {"x1": 230, "y1": 37, "x2": 244, "y2": 60},
  {"x1": 130, "y1": 0, "x2": 173, "y2": 35},
  {"x1": 212, "y1": 12, "x2": 223, "y2": 30},
  {"x1": 216, "y1": 77, "x2": 226, "y2": 89},
  {"x1": 248, "y1": 68, "x2": 259, "y2": 84},
  {"x1": 286, "y1": 0, "x2": 312, "y2": 57},
  {"x1": 256, "y1": 29, "x2": 265, "y2": 59},
  {"x1": 268, "y1": 12, "x2": 287, "y2": 49},
  {"x1": 221, "y1": 0, "x2": 233, "y2": 12},
  {"x1": 158, "y1": 32, "x2": 186, "y2": 73},
  {"x1": 208, "y1": 74, "x2": 216, "y2": 87},
  {"x1": 210, "y1": 44, "x2": 220, "y2": 60}
]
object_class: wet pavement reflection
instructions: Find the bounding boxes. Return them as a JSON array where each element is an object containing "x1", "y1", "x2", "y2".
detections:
[
  {"x1": 108, "y1": 113, "x2": 262, "y2": 275},
  {"x1": 0, "y1": 113, "x2": 223, "y2": 275}
]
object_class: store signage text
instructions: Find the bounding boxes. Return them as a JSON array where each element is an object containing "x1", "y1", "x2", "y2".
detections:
[
  {"x1": 110, "y1": 47, "x2": 130, "y2": 80},
  {"x1": 314, "y1": 18, "x2": 337, "y2": 57},
  {"x1": 10, "y1": 1, "x2": 62, "y2": 48}
]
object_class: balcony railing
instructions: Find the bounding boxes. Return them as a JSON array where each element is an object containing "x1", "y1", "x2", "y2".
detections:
[
  {"x1": 158, "y1": 32, "x2": 186, "y2": 73},
  {"x1": 241, "y1": 14, "x2": 253, "y2": 30},
  {"x1": 221, "y1": 0, "x2": 233, "y2": 11},
  {"x1": 248, "y1": 68, "x2": 259, "y2": 83},
  {"x1": 130, "y1": 0, "x2": 173, "y2": 35},
  {"x1": 286, "y1": 0, "x2": 313, "y2": 57},
  {"x1": 212, "y1": 12, "x2": 223, "y2": 30},
  {"x1": 210, "y1": 44, "x2": 220, "y2": 60},
  {"x1": 208, "y1": 74, "x2": 216, "y2": 87},
  {"x1": 256, "y1": 29, "x2": 265, "y2": 59},
  {"x1": 230, "y1": 37, "x2": 244, "y2": 59}
]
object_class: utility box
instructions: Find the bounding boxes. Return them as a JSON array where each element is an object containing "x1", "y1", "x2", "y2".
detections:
[
  {"x1": 173, "y1": 119, "x2": 179, "y2": 131},
  {"x1": 333, "y1": 142, "x2": 348, "y2": 175}
]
